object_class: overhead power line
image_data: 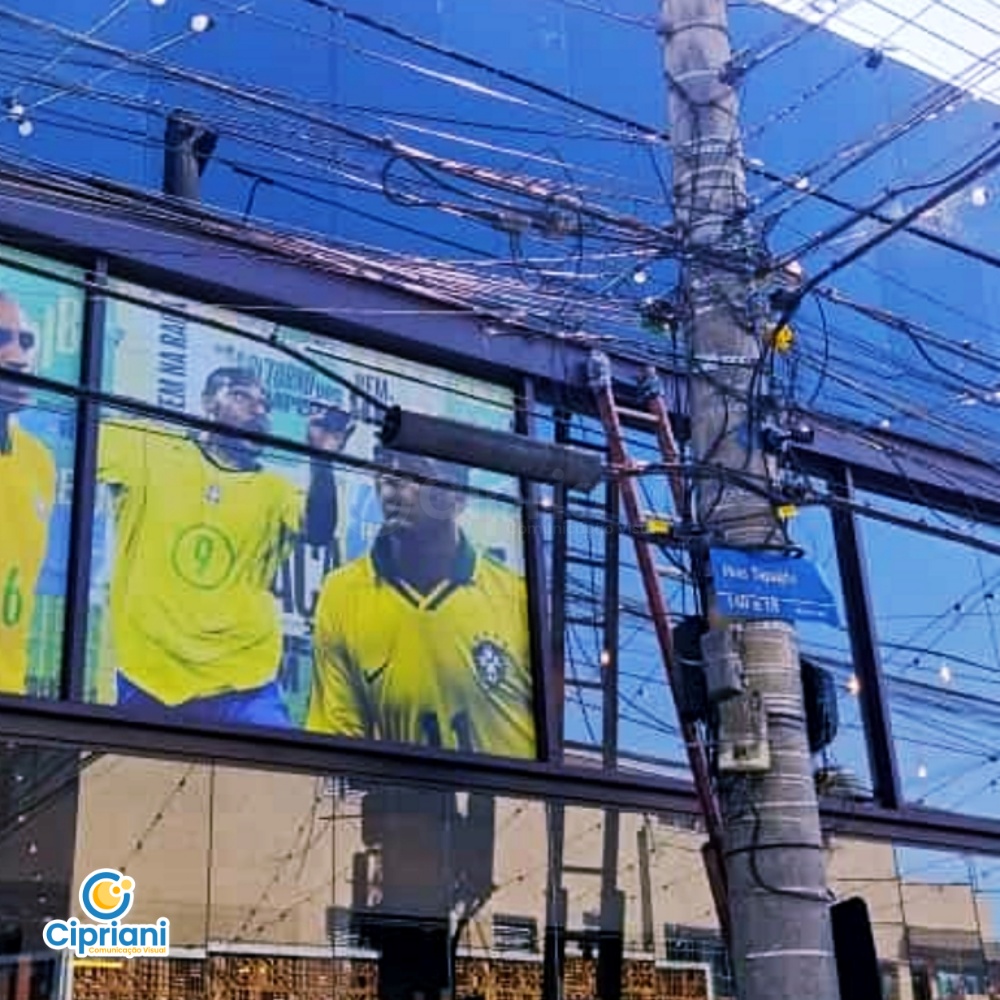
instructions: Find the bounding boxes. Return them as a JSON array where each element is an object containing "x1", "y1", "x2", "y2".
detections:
[
  {"x1": 748, "y1": 161, "x2": 1000, "y2": 274},
  {"x1": 772, "y1": 135, "x2": 1000, "y2": 321}
]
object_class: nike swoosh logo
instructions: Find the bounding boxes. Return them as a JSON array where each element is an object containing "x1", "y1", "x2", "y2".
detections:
[{"x1": 363, "y1": 662, "x2": 389, "y2": 685}]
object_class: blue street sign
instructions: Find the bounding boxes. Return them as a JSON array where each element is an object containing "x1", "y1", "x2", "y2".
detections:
[{"x1": 709, "y1": 547, "x2": 841, "y2": 626}]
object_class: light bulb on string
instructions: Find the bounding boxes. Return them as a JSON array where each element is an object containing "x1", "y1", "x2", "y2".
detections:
[{"x1": 189, "y1": 13, "x2": 214, "y2": 32}]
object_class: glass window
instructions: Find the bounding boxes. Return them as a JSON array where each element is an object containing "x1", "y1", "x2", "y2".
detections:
[
  {"x1": 793, "y1": 498, "x2": 871, "y2": 799},
  {"x1": 5, "y1": 738, "x2": 999, "y2": 999},
  {"x1": 541, "y1": 405, "x2": 864, "y2": 793},
  {"x1": 860, "y1": 491, "x2": 1000, "y2": 815},
  {"x1": 89, "y1": 278, "x2": 537, "y2": 758},
  {"x1": 0, "y1": 251, "x2": 84, "y2": 703},
  {"x1": 613, "y1": 424, "x2": 693, "y2": 779},
  {"x1": 85, "y1": 400, "x2": 536, "y2": 760},
  {"x1": 0, "y1": 390, "x2": 76, "y2": 700}
]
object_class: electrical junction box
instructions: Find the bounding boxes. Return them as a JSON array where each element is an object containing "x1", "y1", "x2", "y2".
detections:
[
  {"x1": 716, "y1": 691, "x2": 771, "y2": 774},
  {"x1": 699, "y1": 627, "x2": 745, "y2": 702}
]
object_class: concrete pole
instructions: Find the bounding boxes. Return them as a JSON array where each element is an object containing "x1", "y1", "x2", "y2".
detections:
[{"x1": 661, "y1": 3, "x2": 839, "y2": 998}]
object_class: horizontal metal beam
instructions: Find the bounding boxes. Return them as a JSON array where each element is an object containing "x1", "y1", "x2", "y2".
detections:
[
  {"x1": 0, "y1": 697, "x2": 702, "y2": 817},
  {"x1": 821, "y1": 796, "x2": 1000, "y2": 858},
  {"x1": 3, "y1": 699, "x2": 1000, "y2": 855},
  {"x1": 799, "y1": 419, "x2": 1000, "y2": 525}
]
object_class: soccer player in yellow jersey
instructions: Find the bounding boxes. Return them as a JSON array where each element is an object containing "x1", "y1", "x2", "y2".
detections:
[
  {"x1": 99, "y1": 366, "x2": 349, "y2": 728},
  {"x1": 308, "y1": 446, "x2": 536, "y2": 758},
  {"x1": 0, "y1": 294, "x2": 55, "y2": 696}
]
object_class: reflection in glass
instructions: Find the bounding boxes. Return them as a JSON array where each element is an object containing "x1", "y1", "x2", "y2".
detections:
[
  {"x1": 793, "y1": 500, "x2": 871, "y2": 800},
  {"x1": 860, "y1": 491, "x2": 1000, "y2": 817},
  {"x1": 3, "y1": 741, "x2": 1000, "y2": 998}
]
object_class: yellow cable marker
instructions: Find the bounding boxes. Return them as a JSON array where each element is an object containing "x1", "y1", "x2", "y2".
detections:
[{"x1": 772, "y1": 325, "x2": 796, "y2": 352}]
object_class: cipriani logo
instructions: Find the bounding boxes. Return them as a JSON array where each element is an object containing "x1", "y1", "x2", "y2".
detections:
[{"x1": 43, "y1": 870, "x2": 170, "y2": 959}]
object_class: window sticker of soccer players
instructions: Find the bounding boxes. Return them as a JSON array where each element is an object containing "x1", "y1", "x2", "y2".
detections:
[
  {"x1": 0, "y1": 294, "x2": 57, "y2": 696},
  {"x1": 0, "y1": 255, "x2": 81, "y2": 700},
  {"x1": 307, "y1": 445, "x2": 537, "y2": 759},
  {"x1": 96, "y1": 366, "x2": 353, "y2": 728}
]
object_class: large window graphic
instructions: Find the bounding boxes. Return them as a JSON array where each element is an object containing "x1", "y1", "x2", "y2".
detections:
[
  {"x1": 0, "y1": 248, "x2": 83, "y2": 699},
  {"x1": 85, "y1": 281, "x2": 536, "y2": 759}
]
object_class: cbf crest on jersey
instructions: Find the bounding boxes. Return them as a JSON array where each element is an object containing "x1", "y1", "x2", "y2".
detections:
[{"x1": 471, "y1": 635, "x2": 514, "y2": 691}]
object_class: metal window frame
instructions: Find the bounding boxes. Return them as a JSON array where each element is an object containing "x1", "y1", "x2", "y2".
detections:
[
  {"x1": 61, "y1": 257, "x2": 107, "y2": 703},
  {"x1": 829, "y1": 465, "x2": 902, "y2": 809},
  {"x1": 519, "y1": 376, "x2": 554, "y2": 763}
]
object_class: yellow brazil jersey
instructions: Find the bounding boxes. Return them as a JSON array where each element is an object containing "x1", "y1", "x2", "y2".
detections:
[
  {"x1": 98, "y1": 420, "x2": 304, "y2": 704},
  {"x1": 307, "y1": 533, "x2": 536, "y2": 759},
  {"x1": 0, "y1": 423, "x2": 56, "y2": 695}
]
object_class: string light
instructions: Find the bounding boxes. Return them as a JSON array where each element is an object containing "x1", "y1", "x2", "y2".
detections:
[
  {"x1": 17, "y1": 120, "x2": 34, "y2": 138},
  {"x1": 846, "y1": 674, "x2": 861, "y2": 696},
  {"x1": 189, "y1": 13, "x2": 214, "y2": 33},
  {"x1": 917, "y1": 764, "x2": 928, "y2": 779},
  {"x1": 939, "y1": 662, "x2": 953, "y2": 684},
  {"x1": 971, "y1": 186, "x2": 990, "y2": 207}
]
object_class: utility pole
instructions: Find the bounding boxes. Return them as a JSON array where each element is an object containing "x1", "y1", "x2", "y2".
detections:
[{"x1": 661, "y1": 3, "x2": 839, "y2": 1000}]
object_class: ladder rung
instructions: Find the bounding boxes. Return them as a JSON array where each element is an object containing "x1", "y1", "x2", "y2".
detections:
[{"x1": 616, "y1": 405, "x2": 660, "y2": 426}]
